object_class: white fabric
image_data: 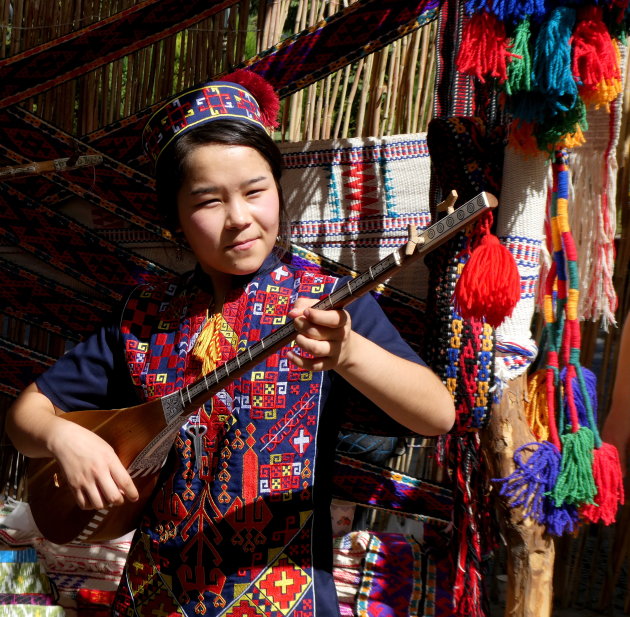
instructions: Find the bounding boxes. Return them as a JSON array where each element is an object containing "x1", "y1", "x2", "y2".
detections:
[
  {"x1": 495, "y1": 147, "x2": 549, "y2": 383},
  {"x1": 569, "y1": 44, "x2": 627, "y2": 329},
  {"x1": 279, "y1": 134, "x2": 433, "y2": 300}
]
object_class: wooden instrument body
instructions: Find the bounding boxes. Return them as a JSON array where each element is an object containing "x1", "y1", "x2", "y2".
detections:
[
  {"x1": 26, "y1": 191, "x2": 497, "y2": 545},
  {"x1": 27, "y1": 399, "x2": 172, "y2": 544}
]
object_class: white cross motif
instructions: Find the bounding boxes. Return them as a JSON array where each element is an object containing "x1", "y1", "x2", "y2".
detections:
[
  {"x1": 292, "y1": 428, "x2": 311, "y2": 455},
  {"x1": 271, "y1": 266, "x2": 290, "y2": 282}
]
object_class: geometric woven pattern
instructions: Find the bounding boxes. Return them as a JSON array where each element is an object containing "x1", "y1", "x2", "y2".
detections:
[
  {"x1": 280, "y1": 133, "x2": 433, "y2": 300},
  {"x1": 0, "y1": 0, "x2": 238, "y2": 108}
]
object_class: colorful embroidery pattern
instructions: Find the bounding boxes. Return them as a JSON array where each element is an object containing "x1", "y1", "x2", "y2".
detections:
[{"x1": 115, "y1": 263, "x2": 341, "y2": 616}]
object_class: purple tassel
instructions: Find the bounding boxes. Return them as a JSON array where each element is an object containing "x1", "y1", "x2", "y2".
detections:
[
  {"x1": 542, "y1": 500, "x2": 579, "y2": 536},
  {"x1": 561, "y1": 366, "x2": 598, "y2": 428},
  {"x1": 494, "y1": 440, "x2": 561, "y2": 523}
]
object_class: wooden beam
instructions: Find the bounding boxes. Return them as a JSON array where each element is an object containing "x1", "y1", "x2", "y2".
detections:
[{"x1": 0, "y1": 154, "x2": 102, "y2": 180}]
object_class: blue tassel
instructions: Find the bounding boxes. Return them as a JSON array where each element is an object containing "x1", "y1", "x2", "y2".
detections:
[
  {"x1": 494, "y1": 440, "x2": 561, "y2": 523},
  {"x1": 490, "y1": 0, "x2": 548, "y2": 22},
  {"x1": 541, "y1": 499, "x2": 580, "y2": 536},
  {"x1": 464, "y1": 0, "x2": 490, "y2": 15},
  {"x1": 561, "y1": 366, "x2": 598, "y2": 430},
  {"x1": 532, "y1": 7, "x2": 578, "y2": 116}
]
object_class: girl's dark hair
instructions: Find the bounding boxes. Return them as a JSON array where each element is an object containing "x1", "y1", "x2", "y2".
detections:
[{"x1": 155, "y1": 120, "x2": 285, "y2": 235}]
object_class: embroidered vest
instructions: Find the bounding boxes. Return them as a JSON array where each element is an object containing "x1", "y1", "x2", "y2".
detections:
[{"x1": 113, "y1": 262, "x2": 342, "y2": 617}]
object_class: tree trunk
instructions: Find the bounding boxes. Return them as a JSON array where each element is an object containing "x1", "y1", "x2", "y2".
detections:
[{"x1": 482, "y1": 373, "x2": 554, "y2": 617}]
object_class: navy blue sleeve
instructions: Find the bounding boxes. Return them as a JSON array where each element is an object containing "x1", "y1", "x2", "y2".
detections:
[
  {"x1": 345, "y1": 289, "x2": 425, "y2": 366},
  {"x1": 36, "y1": 323, "x2": 140, "y2": 412},
  {"x1": 325, "y1": 280, "x2": 427, "y2": 436}
]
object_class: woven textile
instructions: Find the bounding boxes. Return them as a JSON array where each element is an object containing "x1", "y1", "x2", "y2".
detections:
[
  {"x1": 0, "y1": 0, "x2": 237, "y2": 108},
  {"x1": 332, "y1": 455, "x2": 453, "y2": 529},
  {"x1": 279, "y1": 134, "x2": 433, "y2": 300},
  {"x1": 34, "y1": 534, "x2": 132, "y2": 615},
  {"x1": 1, "y1": 498, "x2": 131, "y2": 616},
  {"x1": 332, "y1": 531, "x2": 426, "y2": 617},
  {"x1": 568, "y1": 44, "x2": 627, "y2": 327},
  {"x1": 494, "y1": 147, "x2": 548, "y2": 383},
  {"x1": 0, "y1": 340, "x2": 55, "y2": 398},
  {"x1": 0, "y1": 546, "x2": 64, "y2": 616}
]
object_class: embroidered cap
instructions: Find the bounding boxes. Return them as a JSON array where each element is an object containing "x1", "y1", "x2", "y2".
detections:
[{"x1": 143, "y1": 69, "x2": 280, "y2": 164}]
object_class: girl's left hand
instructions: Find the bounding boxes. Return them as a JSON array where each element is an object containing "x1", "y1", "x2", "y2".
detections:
[{"x1": 287, "y1": 298, "x2": 352, "y2": 371}]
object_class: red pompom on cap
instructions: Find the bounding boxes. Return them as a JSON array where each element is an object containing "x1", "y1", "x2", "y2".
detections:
[{"x1": 222, "y1": 69, "x2": 280, "y2": 129}]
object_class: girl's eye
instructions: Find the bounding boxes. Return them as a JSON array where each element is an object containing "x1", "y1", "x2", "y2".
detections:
[{"x1": 198, "y1": 198, "x2": 220, "y2": 207}]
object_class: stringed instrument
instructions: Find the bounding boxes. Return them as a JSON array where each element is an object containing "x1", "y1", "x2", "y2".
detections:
[{"x1": 27, "y1": 190, "x2": 497, "y2": 544}]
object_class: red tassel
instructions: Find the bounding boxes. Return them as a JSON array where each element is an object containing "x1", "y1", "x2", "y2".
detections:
[
  {"x1": 454, "y1": 218, "x2": 521, "y2": 328},
  {"x1": 222, "y1": 69, "x2": 280, "y2": 129},
  {"x1": 572, "y1": 6, "x2": 621, "y2": 90},
  {"x1": 580, "y1": 442, "x2": 625, "y2": 525},
  {"x1": 456, "y1": 12, "x2": 513, "y2": 84}
]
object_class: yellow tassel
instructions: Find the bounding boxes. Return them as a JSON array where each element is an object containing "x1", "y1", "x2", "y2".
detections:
[
  {"x1": 580, "y1": 41, "x2": 623, "y2": 111},
  {"x1": 581, "y1": 78, "x2": 622, "y2": 110},
  {"x1": 558, "y1": 124, "x2": 587, "y2": 150},
  {"x1": 192, "y1": 312, "x2": 223, "y2": 376},
  {"x1": 525, "y1": 370, "x2": 550, "y2": 442}
]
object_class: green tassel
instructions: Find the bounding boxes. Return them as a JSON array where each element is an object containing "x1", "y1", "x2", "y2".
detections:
[
  {"x1": 550, "y1": 427, "x2": 596, "y2": 507},
  {"x1": 505, "y1": 18, "x2": 533, "y2": 95},
  {"x1": 534, "y1": 98, "x2": 589, "y2": 150}
]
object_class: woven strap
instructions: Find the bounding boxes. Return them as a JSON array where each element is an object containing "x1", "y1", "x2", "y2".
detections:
[{"x1": 332, "y1": 454, "x2": 453, "y2": 528}]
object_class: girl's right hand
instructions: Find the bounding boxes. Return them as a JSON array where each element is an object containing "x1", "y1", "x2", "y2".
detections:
[
  {"x1": 6, "y1": 383, "x2": 140, "y2": 511},
  {"x1": 47, "y1": 418, "x2": 140, "y2": 510}
]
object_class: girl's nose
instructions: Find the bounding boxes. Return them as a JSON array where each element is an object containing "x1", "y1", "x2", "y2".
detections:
[{"x1": 225, "y1": 197, "x2": 252, "y2": 228}]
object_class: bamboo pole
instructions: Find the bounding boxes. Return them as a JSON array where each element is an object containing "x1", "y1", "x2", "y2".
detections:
[
  {"x1": 355, "y1": 54, "x2": 372, "y2": 137},
  {"x1": 404, "y1": 30, "x2": 421, "y2": 134},
  {"x1": 11, "y1": 0, "x2": 23, "y2": 55},
  {"x1": 324, "y1": 71, "x2": 343, "y2": 140},
  {"x1": 368, "y1": 50, "x2": 386, "y2": 137},
  {"x1": 235, "y1": 0, "x2": 249, "y2": 63},
  {"x1": 386, "y1": 40, "x2": 402, "y2": 135},
  {"x1": 0, "y1": 0, "x2": 10, "y2": 59},
  {"x1": 419, "y1": 26, "x2": 436, "y2": 131},
  {"x1": 342, "y1": 59, "x2": 364, "y2": 138},
  {"x1": 332, "y1": 65, "x2": 351, "y2": 140}
]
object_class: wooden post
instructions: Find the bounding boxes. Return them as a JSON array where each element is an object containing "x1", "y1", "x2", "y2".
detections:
[{"x1": 482, "y1": 373, "x2": 555, "y2": 617}]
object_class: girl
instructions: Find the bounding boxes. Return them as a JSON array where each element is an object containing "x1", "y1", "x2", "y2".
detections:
[{"x1": 6, "y1": 70, "x2": 455, "y2": 617}]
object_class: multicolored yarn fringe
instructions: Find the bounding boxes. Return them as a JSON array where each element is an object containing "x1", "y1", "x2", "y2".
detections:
[
  {"x1": 455, "y1": 0, "x2": 628, "y2": 330},
  {"x1": 495, "y1": 151, "x2": 624, "y2": 533},
  {"x1": 455, "y1": 0, "x2": 629, "y2": 155}
]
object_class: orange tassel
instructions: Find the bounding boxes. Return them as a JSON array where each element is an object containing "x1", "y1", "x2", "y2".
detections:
[
  {"x1": 507, "y1": 120, "x2": 545, "y2": 157},
  {"x1": 558, "y1": 124, "x2": 587, "y2": 150},
  {"x1": 454, "y1": 215, "x2": 521, "y2": 328},
  {"x1": 192, "y1": 312, "x2": 223, "y2": 376},
  {"x1": 525, "y1": 370, "x2": 551, "y2": 442}
]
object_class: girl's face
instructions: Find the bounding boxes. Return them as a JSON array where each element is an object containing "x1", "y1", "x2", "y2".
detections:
[{"x1": 177, "y1": 143, "x2": 280, "y2": 285}]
